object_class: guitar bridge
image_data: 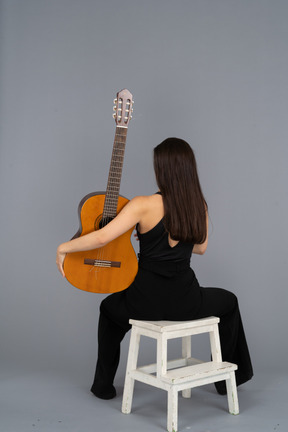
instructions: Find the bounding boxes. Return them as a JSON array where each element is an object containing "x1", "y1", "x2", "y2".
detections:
[{"x1": 84, "y1": 259, "x2": 121, "y2": 268}]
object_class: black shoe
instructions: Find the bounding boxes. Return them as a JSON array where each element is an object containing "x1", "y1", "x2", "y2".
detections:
[{"x1": 90, "y1": 383, "x2": 116, "y2": 400}]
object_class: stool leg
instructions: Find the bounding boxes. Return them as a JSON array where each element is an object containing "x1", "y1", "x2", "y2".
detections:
[
  {"x1": 122, "y1": 327, "x2": 141, "y2": 414},
  {"x1": 181, "y1": 336, "x2": 191, "y2": 398},
  {"x1": 167, "y1": 387, "x2": 178, "y2": 432},
  {"x1": 226, "y1": 372, "x2": 239, "y2": 415},
  {"x1": 209, "y1": 324, "x2": 222, "y2": 362},
  {"x1": 157, "y1": 334, "x2": 168, "y2": 377}
]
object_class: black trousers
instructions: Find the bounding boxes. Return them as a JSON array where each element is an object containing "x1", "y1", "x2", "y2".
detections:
[{"x1": 91, "y1": 280, "x2": 253, "y2": 395}]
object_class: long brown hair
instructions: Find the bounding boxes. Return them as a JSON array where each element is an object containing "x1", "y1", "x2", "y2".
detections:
[{"x1": 153, "y1": 138, "x2": 207, "y2": 244}]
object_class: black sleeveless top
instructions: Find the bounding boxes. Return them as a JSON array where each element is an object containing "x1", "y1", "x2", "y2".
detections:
[
  {"x1": 136, "y1": 193, "x2": 194, "y2": 276},
  {"x1": 136, "y1": 192, "x2": 194, "y2": 267},
  {"x1": 137, "y1": 218, "x2": 193, "y2": 264}
]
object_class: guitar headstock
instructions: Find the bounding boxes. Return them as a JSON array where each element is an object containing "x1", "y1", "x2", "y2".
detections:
[{"x1": 113, "y1": 89, "x2": 134, "y2": 127}]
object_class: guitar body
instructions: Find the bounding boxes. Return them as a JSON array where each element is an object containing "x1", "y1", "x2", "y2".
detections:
[{"x1": 64, "y1": 192, "x2": 138, "y2": 293}]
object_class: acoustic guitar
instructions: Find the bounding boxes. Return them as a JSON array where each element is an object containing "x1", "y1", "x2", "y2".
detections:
[{"x1": 63, "y1": 89, "x2": 138, "y2": 293}]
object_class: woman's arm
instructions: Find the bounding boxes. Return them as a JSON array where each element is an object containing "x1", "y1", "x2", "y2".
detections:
[
  {"x1": 192, "y1": 210, "x2": 209, "y2": 255},
  {"x1": 56, "y1": 196, "x2": 145, "y2": 277}
]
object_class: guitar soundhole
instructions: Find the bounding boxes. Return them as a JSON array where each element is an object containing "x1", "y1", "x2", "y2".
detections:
[
  {"x1": 94, "y1": 214, "x2": 114, "y2": 230},
  {"x1": 99, "y1": 217, "x2": 114, "y2": 228}
]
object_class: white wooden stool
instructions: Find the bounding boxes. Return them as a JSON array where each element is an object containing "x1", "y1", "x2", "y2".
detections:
[{"x1": 122, "y1": 317, "x2": 239, "y2": 432}]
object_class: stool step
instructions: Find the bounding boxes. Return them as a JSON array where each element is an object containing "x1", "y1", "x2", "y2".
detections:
[{"x1": 162, "y1": 361, "x2": 237, "y2": 384}]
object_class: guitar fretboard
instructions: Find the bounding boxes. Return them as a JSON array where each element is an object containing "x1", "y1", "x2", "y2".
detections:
[{"x1": 102, "y1": 126, "x2": 128, "y2": 220}]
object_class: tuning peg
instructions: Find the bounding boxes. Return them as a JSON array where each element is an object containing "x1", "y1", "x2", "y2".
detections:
[
  {"x1": 113, "y1": 105, "x2": 117, "y2": 111},
  {"x1": 113, "y1": 98, "x2": 117, "y2": 104},
  {"x1": 112, "y1": 113, "x2": 116, "y2": 119}
]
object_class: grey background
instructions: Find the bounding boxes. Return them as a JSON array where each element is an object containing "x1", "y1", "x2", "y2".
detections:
[{"x1": 0, "y1": 1, "x2": 287, "y2": 431}]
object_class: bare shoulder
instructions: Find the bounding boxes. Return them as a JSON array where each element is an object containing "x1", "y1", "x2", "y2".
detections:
[
  {"x1": 130, "y1": 193, "x2": 163, "y2": 212},
  {"x1": 132, "y1": 193, "x2": 164, "y2": 233}
]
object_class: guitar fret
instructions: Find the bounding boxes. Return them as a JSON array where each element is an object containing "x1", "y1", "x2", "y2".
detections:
[
  {"x1": 104, "y1": 196, "x2": 119, "y2": 201},
  {"x1": 111, "y1": 151, "x2": 124, "y2": 156},
  {"x1": 109, "y1": 168, "x2": 122, "y2": 172},
  {"x1": 103, "y1": 203, "x2": 118, "y2": 208}
]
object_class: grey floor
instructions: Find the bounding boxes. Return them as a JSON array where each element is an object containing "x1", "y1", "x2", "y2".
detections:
[{"x1": 0, "y1": 365, "x2": 286, "y2": 432}]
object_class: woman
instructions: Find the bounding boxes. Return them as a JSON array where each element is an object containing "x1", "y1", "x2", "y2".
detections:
[{"x1": 56, "y1": 137, "x2": 253, "y2": 399}]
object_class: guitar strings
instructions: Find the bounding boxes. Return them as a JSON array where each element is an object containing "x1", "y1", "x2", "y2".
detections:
[{"x1": 94, "y1": 128, "x2": 127, "y2": 278}]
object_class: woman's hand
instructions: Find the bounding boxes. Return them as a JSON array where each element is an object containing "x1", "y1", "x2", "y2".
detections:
[{"x1": 56, "y1": 245, "x2": 66, "y2": 278}]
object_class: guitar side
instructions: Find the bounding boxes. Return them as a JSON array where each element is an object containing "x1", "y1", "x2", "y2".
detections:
[{"x1": 63, "y1": 192, "x2": 138, "y2": 293}]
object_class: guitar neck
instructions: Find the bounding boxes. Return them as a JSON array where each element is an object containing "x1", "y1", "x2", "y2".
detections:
[{"x1": 102, "y1": 126, "x2": 128, "y2": 219}]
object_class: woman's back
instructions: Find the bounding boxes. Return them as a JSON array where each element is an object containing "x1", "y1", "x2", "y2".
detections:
[
  {"x1": 136, "y1": 192, "x2": 193, "y2": 265},
  {"x1": 136, "y1": 192, "x2": 208, "y2": 256}
]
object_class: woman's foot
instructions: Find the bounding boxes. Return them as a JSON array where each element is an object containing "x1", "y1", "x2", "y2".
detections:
[{"x1": 90, "y1": 382, "x2": 116, "y2": 400}]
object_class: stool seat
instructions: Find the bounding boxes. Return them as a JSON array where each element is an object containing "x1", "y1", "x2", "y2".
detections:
[
  {"x1": 122, "y1": 317, "x2": 239, "y2": 432},
  {"x1": 129, "y1": 316, "x2": 220, "y2": 332}
]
